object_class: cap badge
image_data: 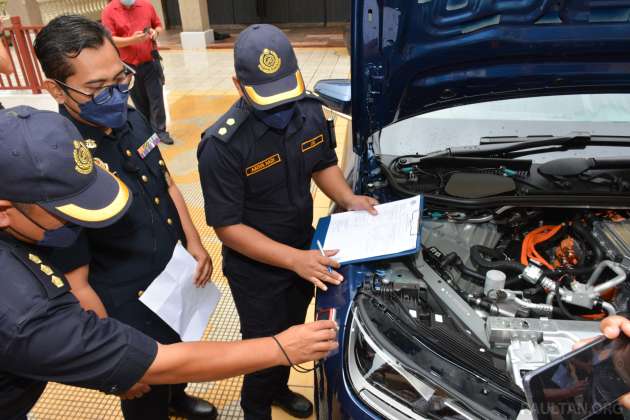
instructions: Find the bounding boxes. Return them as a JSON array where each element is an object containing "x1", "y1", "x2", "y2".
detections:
[
  {"x1": 258, "y1": 48, "x2": 281, "y2": 74},
  {"x1": 84, "y1": 139, "x2": 98, "y2": 149},
  {"x1": 73, "y1": 140, "x2": 94, "y2": 175}
]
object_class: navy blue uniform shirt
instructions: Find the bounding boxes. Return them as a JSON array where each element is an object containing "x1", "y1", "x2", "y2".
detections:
[
  {"x1": 46, "y1": 108, "x2": 185, "y2": 311},
  {"x1": 197, "y1": 95, "x2": 338, "y2": 279},
  {"x1": 0, "y1": 232, "x2": 157, "y2": 420}
]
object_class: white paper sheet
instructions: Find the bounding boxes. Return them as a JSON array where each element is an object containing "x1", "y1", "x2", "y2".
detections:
[
  {"x1": 139, "y1": 242, "x2": 221, "y2": 342},
  {"x1": 323, "y1": 195, "x2": 421, "y2": 264}
]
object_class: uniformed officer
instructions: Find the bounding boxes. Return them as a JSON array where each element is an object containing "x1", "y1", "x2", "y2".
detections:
[
  {"x1": 33, "y1": 16, "x2": 216, "y2": 420},
  {"x1": 198, "y1": 24, "x2": 378, "y2": 419},
  {"x1": 0, "y1": 105, "x2": 338, "y2": 420}
]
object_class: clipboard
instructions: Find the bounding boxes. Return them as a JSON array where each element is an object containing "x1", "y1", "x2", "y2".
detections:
[{"x1": 310, "y1": 195, "x2": 423, "y2": 266}]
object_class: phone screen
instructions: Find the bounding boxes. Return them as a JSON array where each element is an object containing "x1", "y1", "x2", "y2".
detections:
[{"x1": 525, "y1": 335, "x2": 630, "y2": 420}]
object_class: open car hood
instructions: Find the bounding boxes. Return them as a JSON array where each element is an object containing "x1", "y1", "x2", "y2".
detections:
[{"x1": 351, "y1": 0, "x2": 630, "y2": 150}]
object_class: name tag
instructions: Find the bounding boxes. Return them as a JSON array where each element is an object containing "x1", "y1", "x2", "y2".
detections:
[
  {"x1": 246, "y1": 154, "x2": 282, "y2": 176},
  {"x1": 137, "y1": 133, "x2": 161, "y2": 159},
  {"x1": 301, "y1": 134, "x2": 324, "y2": 153}
]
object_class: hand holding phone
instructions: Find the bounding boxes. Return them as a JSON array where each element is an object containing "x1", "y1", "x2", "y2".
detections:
[{"x1": 524, "y1": 327, "x2": 630, "y2": 420}]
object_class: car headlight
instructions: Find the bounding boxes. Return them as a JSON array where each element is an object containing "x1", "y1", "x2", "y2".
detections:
[{"x1": 346, "y1": 308, "x2": 472, "y2": 419}]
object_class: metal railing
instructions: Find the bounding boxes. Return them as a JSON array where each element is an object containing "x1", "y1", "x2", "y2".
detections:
[{"x1": 1, "y1": 16, "x2": 44, "y2": 94}]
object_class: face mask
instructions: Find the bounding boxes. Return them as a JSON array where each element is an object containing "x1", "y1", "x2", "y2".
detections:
[
  {"x1": 253, "y1": 103, "x2": 295, "y2": 130},
  {"x1": 78, "y1": 86, "x2": 129, "y2": 129},
  {"x1": 14, "y1": 208, "x2": 83, "y2": 248},
  {"x1": 37, "y1": 224, "x2": 83, "y2": 248},
  {"x1": 120, "y1": 0, "x2": 135, "y2": 6}
]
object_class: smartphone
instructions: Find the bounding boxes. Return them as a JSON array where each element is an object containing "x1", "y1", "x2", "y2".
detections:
[
  {"x1": 143, "y1": 27, "x2": 150, "y2": 34},
  {"x1": 316, "y1": 307, "x2": 339, "y2": 356},
  {"x1": 316, "y1": 307, "x2": 336, "y2": 323},
  {"x1": 523, "y1": 334, "x2": 630, "y2": 420}
]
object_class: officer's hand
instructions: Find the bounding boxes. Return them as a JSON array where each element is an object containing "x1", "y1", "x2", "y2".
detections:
[
  {"x1": 292, "y1": 249, "x2": 343, "y2": 291},
  {"x1": 118, "y1": 382, "x2": 151, "y2": 400},
  {"x1": 345, "y1": 195, "x2": 378, "y2": 215},
  {"x1": 188, "y1": 242, "x2": 213, "y2": 287},
  {"x1": 574, "y1": 315, "x2": 630, "y2": 408},
  {"x1": 274, "y1": 320, "x2": 339, "y2": 365}
]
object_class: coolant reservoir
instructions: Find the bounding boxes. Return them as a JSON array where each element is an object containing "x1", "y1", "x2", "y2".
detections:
[{"x1": 484, "y1": 270, "x2": 506, "y2": 296}]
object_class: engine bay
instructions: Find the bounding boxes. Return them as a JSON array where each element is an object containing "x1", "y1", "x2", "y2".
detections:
[{"x1": 353, "y1": 207, "x2": 630, "y2": 416}]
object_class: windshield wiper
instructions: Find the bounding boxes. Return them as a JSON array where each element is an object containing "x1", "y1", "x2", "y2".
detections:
[{"x1": 424, "y1": 133, "x2": 630, "y2": 159}]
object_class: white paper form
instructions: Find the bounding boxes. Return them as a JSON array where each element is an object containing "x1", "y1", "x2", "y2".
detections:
[
  {"x1": 323, "y1": 195, "x2": 421, "y2": 264},
  {"x1": 139, "y1": 242, "x2": 221, "y2": 342}
]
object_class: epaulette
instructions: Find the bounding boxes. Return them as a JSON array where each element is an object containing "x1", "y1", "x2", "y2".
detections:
[
  {"x1": 0, "y1": 240, "x2": 69, "y2": 298},
  {"x1": 201, "y1": 101, "x2": 251, "y2": 143}
]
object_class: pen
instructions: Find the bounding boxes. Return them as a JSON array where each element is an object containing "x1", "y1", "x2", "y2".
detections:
[{"x1": 316, "y1": 240, "x2": 333, "y2": 273}]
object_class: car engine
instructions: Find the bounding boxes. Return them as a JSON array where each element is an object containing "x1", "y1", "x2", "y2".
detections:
[{"x1": 362, "y1": 209, "x2": 630, "y2": 392}]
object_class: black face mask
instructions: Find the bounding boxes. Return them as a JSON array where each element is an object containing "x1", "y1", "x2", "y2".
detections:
[{"x1": 253, "y1": 102, "x2": 296, "y2": 130}]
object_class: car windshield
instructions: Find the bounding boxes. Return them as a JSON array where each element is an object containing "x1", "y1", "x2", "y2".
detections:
[{"x1": 380, "y1": 93, "x2": 630, "y2": 162}]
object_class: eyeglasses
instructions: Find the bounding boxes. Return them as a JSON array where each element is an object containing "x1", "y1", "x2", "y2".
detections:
[{"x1": 55, "y1": 64, "x2": 136, "y2": 105}]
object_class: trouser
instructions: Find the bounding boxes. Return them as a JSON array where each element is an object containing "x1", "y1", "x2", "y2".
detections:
[
  {"x1": 108, "y1": 298, "x2": 188, "y2": 420},
  {"x1": 226, "y1": 268, "x2": 314, "y2": 420},
  {"x1": 129, "y1": 60, "x2": 167, "y2": 136}
]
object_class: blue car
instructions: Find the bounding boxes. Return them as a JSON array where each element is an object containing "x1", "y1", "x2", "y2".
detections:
[{"x1": 313, "y1": 1, "x2": 630, "y2": 419}]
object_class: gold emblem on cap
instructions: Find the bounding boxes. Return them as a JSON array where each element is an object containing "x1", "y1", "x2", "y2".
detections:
[
  {"x1": 51, "y1": 275, "x2": 64, "y2": 288},
  {"x1": 73, "y1": 140, "x2": 94, "y2": 175},
  {"x1": 84, "y1": 139, "x2": 98, "y2": 149},
  {"x1": 28, "y1": 253, "x2": 42, "y2": 264},
  {"x1": 258, "y1": 48, "x2": 281, "y2": 74},
  {"x1": 40, "y1": 264, "x2": 53, "y2": 276},
  {"x1": 218, "y1": 127, "x2": 228, "y2": 136}
]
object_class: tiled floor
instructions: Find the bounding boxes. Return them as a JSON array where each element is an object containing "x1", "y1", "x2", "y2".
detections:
[{"x1": 28, "y1": 47, "x2": 349, "y2": 419}]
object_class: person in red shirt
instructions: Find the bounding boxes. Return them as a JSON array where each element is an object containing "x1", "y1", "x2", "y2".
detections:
[{"x1": 101, "y1": 0, "x2": 175, "y2": 144}]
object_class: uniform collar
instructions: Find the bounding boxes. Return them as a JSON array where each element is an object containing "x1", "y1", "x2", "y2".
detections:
[{"x1": 248, "y1": 99, "x2": 306, "y2": 139}]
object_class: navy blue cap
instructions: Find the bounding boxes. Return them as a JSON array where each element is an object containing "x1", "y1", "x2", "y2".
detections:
[
  {"x1": 234, "y1": 24, "x2": 305, "y2": 110},
  {"x1": 0, "y1": 106, "x2": 132, "y2": 228}
]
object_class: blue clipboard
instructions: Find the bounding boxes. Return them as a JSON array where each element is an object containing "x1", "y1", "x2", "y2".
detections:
[{"x1": 310, "y1": 195, "x2": 423, "y2": 266}]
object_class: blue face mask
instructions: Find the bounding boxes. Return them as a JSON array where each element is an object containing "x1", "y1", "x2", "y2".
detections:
[
  {"x1": 120, "y1": 0, "x2": 136, "y2": 6},
  {"x1": 253, "y1": 103, "x2": 295, "y2": 130},
  {"x1": 15, "y1": 208, "x2": 83, "y2": 248},
  {"x1": 78, "y1": 86, "x2": 129, "y2": 129},
  {"x1": 37, "y1": 224, "x2": 83, "y2": 248}
]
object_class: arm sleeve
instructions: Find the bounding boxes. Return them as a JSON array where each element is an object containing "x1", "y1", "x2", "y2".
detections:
[
  {"x1": 3, "y1": 295, "x2": 157, "y2": 394},
  {"x1": 312, "y1": 105, "x2": 339, "y2": 173},
  {"x1": 198, "y1": 137, "x2": 245, "y2": 228},
  {"x1": 43, "y1": 230, "x2": 91, "y2": 274},
  {"x1": 100, "y1": 7, "x2": 117, "y2": 36},
  {"x1": 151, "y1": 5, "x2": 162, "y2": 28}
]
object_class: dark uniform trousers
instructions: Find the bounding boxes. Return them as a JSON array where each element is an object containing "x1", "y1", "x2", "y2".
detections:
[
  {"x1": 129, "y1": 60, "x2": 167, "y2": 137},
  {"x1": 198, "y1": 95, "x2": 339, "y2": 420},
  {"x1": 46, "y1": 107, "x2": 188, "y2": 420},
  {"x1": 112, "y1": 299, "x2": 186, "y2": 420},
  {"x1": 226, "y1": 263, "x2": 313, "y2": 419}
]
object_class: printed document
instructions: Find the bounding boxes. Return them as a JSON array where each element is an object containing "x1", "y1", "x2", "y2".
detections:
[
  {"x1": 140, "y1": 242, "x2": 221, "y2": 341},
  {"x1": 323, "y1": 195, "x2": 421, "y2": 264}
]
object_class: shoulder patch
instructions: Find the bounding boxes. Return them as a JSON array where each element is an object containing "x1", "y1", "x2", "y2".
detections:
[{"x1": 202, "y1": 101, "x2": 251, "y2": 144}]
